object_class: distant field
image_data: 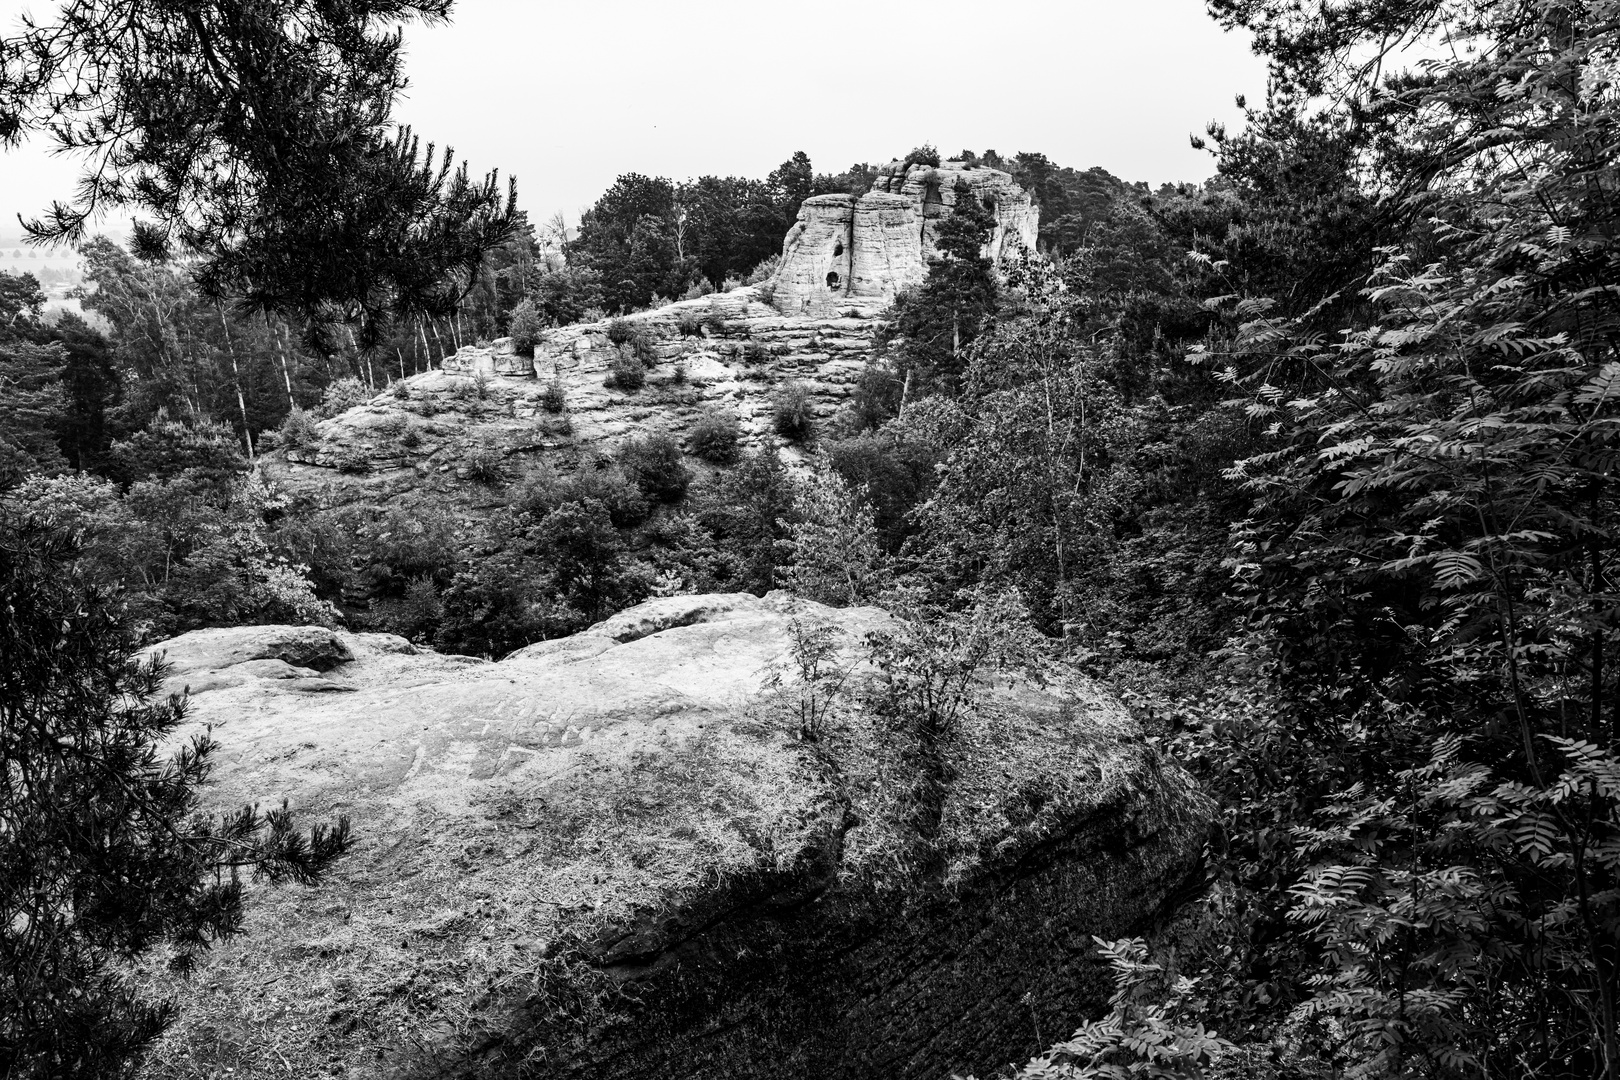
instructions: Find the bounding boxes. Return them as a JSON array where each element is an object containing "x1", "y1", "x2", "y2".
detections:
[{"x1": 0, "y1": 228, "x2": 125, "y2": 275}]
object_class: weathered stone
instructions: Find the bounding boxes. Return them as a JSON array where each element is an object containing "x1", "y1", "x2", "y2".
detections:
[
  {"x1": 771, "y1": 160, "x2": 1039, "y2": 314},
  {"x1": 141, "y1": 624, "x2": 354, "y2": 683},
  {"x1": 442, "y1": 336, "x2": 536, "y2": 377},
  {"x1": 140, "y1": 595, "x2": 1207, "y2": 1080},
  {"x1": 872, "y1": 159, "x2": 1040, "y2": 267}
]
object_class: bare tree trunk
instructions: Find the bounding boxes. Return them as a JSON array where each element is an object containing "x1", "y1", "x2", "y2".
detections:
[
  {"x1": 419, "y1": 320, "x2": 436, "y2": 368},
  {"x1": 268, "y1": 317, "x2": 295, "y2": 408},
  {"x1": 217, "y1": 305, "x2": 254, "y2": 461}
]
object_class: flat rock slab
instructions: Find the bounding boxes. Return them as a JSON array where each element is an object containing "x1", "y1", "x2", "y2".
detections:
[{"x1": 140, "y1": 593, "x2": 1207, "y2": 1080}]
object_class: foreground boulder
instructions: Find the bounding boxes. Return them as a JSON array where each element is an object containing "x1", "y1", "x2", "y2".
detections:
[{"x1": 140, "y1": 594, "x2": 1207, "y2": 1079}]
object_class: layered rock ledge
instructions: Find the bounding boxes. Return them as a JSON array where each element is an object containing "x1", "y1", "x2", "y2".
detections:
[{"x1": 140, "y1": 594, "x2": 1207, "y2": 1079}]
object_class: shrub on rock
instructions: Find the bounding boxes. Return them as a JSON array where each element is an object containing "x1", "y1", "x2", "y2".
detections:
[
  {"x1": 539, "y1": 379, "x2": 566, "y2": 413},
  {"x1": 464, "y1": 441, "x2": 508, "y2": 486},
  {"x1": 772, "y1": 381, "x2": 814, "y2": 443},
  {"x1": 317, "y1": 377, "x2": 372, "y2": 418},
  {"x1": 275, "y1": 408, "x2": 320, "y2": 450},
  {"x1": 508, "y1": 297, "x2": 544, "y2": 355},
  {"x1": 689, "y1": 409, "x2": 743, "y2": 464},
  {"x1": 605, "y1": 350, "x2": 646, "y2": 391}
]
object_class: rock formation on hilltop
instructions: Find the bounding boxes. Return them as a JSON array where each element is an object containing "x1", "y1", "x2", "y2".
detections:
[
  {"x1": 771, "y1": 159, "x2": 1040, "y2": 315},
  {"x1": 138, "y1": 594, "x2": 1206, "y2": 1080},
  {"x1": 259, "y1": 153, "x2": 1042, "y2": 545}
]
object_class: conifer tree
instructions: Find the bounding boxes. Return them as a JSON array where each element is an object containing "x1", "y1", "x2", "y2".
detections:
[
  {"x1": 886, "y1": 179, "x2": 998, "y2": 393},
  {"x1": 0, "y1": 512, "x2": 351, "y2": 1079}
]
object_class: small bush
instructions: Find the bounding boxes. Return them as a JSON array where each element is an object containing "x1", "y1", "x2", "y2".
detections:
[
  {"x1": 374, "y1": 412, "x2": 407, "y2": 439},
  {"x1": 682, "y1": 278, "x2": 715, "y2": 300},
  {"x1": 539, "y1": 379, "x2": 566, "y2": 413},
  {"x1": 903, "y1": 144, "x2": 941, "y2": 170},
  {"x1": 606, "y1": 317, "x2": 636, "y2": 346},
  {"x1": 772, "y1": 381, "x2": 815, "y2": 443},
  {"x1": 318, "y1": 377, "x2": 372, "y2": 418},
  {"x1": 689, "y1": 409, "x2": 743, "y2": 464},
  {"x1": 720, "y1": 274, "x2": 743, "y2": 292},
  {"x1": 605, "y1": 351, "x2": 646, "y2": 391},
  {"x1": 741, "y1": 340, "x2": 768, "y2": 364},
  {"x1": 702, "y1": 310, "x2": 728, "y2": 336},
  {"x1": 370, "y1": 574, "x2": 441, "y2": 643},
  {"x1": 671, "y1": 360, "x2": 687, "y2": 385},
  {"x1": 755, "y1": 280, "x2": 776, "y2": 306},
  {"x1": 464, "y1": 442, "x2": 508, "y2": 485},
  {"x1": 745, "y1": 255, "x2": 780, "y2": 285},
  {"x1": 398, "y1": 422, "x2": 423, "y2": 449},
  {"x1": 276, "y1": 408, "x2": 320, "y2": 450},
  {"x1": 416, "y1": 397, "x2": 440, "y2": 417},
  {"x1": 334, "y1": 446, "x2": 371, "y2": 474},
  {"x1": 473, "y1": 370, "x2": 491, "y2": 400},
  {"x1": 631, "y1": 331, "x2": 658, "y2": 367},
  {"x1": 389, "y1": 379, "x2": 411, "y2": 400},
  {"x1": 676, "y1": 311, "x2": 703, "y2": 337},
  {"x1": 618, "y1": 432, "x2": 692, "y2": 502},
  {"x1": 508, "y1": 297, "x2": 545, "y2": 354},
  {"x1": 538, "y1": 413, "x2": 573, "y2": 437}
]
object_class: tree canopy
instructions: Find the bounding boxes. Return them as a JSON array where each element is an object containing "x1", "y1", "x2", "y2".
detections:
[{"x1": 0, "y1": 1, "x2": 516, "y2": 345}]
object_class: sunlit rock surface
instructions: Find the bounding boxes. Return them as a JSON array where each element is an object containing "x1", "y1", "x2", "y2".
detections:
[
  {"x1": 140, "y1": 594, "x2": 1207, "y2": 1080},
  {"x1": 771, "y1": 159, "x2": 1040, "y2": 315}
]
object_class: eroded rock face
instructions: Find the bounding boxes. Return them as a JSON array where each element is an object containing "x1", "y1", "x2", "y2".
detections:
[
  {"x1": 871, "y1": 158, "x2": 1041, "y2": 267},
  {"x1": 771, "y1": 160, "x2": 1040, "y2": 315},
  {"x1": 442, "y1": 337, "x2": 535, "y2": 378},
  {"x1": 141, "y1": 594, "x2": 1207, "y2": 1080}
]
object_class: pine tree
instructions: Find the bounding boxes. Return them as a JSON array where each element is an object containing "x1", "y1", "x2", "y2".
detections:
[
  {"x1": 0, "y1": 512, "x2": 351, "y2": 1079},
  {"x1": 886, "y1": 179, "x2": 999, "y2": 393}
]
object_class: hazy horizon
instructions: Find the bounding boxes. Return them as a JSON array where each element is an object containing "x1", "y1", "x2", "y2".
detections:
[{"x1": 0, "y1": 0, "x2": 1265, "y2": 249}]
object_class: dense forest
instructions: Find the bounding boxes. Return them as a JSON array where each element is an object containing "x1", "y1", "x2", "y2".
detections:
[{"x1": 6, "y1": 0, "x2": 1620, "y2": 1077}]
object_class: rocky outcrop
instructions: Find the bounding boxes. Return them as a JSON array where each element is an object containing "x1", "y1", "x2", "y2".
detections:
[
  {"x1": 139, "y1": 594, "x2": 1207, "y2": 1080},
  {"x1": 442, "y1": 337, "x2": 535, "y2": 378},
  {"x1": 869, "y1": 158, "x2": 1040, "y2": 268},
  {"x1": 771, "y1": 160, "x2": 1040, "y2": 315},
  {"x1": 260, "y1": 286, "x2": 882, "y2": 517},
  {"x1": 261, "y1": 154, "x2": 1041, "y2": 515}
]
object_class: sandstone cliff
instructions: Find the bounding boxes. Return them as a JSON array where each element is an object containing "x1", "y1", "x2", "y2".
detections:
[
  {"x1": 137, "y1": 594, "x2": 1206, "y2": 1079},
  {"x1": 772, "y1": 159, "x2": 1040, "y2": 315}
]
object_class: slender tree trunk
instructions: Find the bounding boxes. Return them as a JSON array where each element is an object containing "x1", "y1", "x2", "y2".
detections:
[
  {"x1": 217, "y1": 305, "x2": 253, "y2": 461},
  {"x1": 419, "y1": 320, "x2": 435, "y2": 369},
  {"x1": 268, "y1": 317, "x2": 295, "y2": 409}
]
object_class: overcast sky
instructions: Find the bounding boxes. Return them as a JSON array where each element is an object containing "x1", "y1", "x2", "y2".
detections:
[{"x1": 0, "y1": 0, "x2": 1265, "y2": 247}]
